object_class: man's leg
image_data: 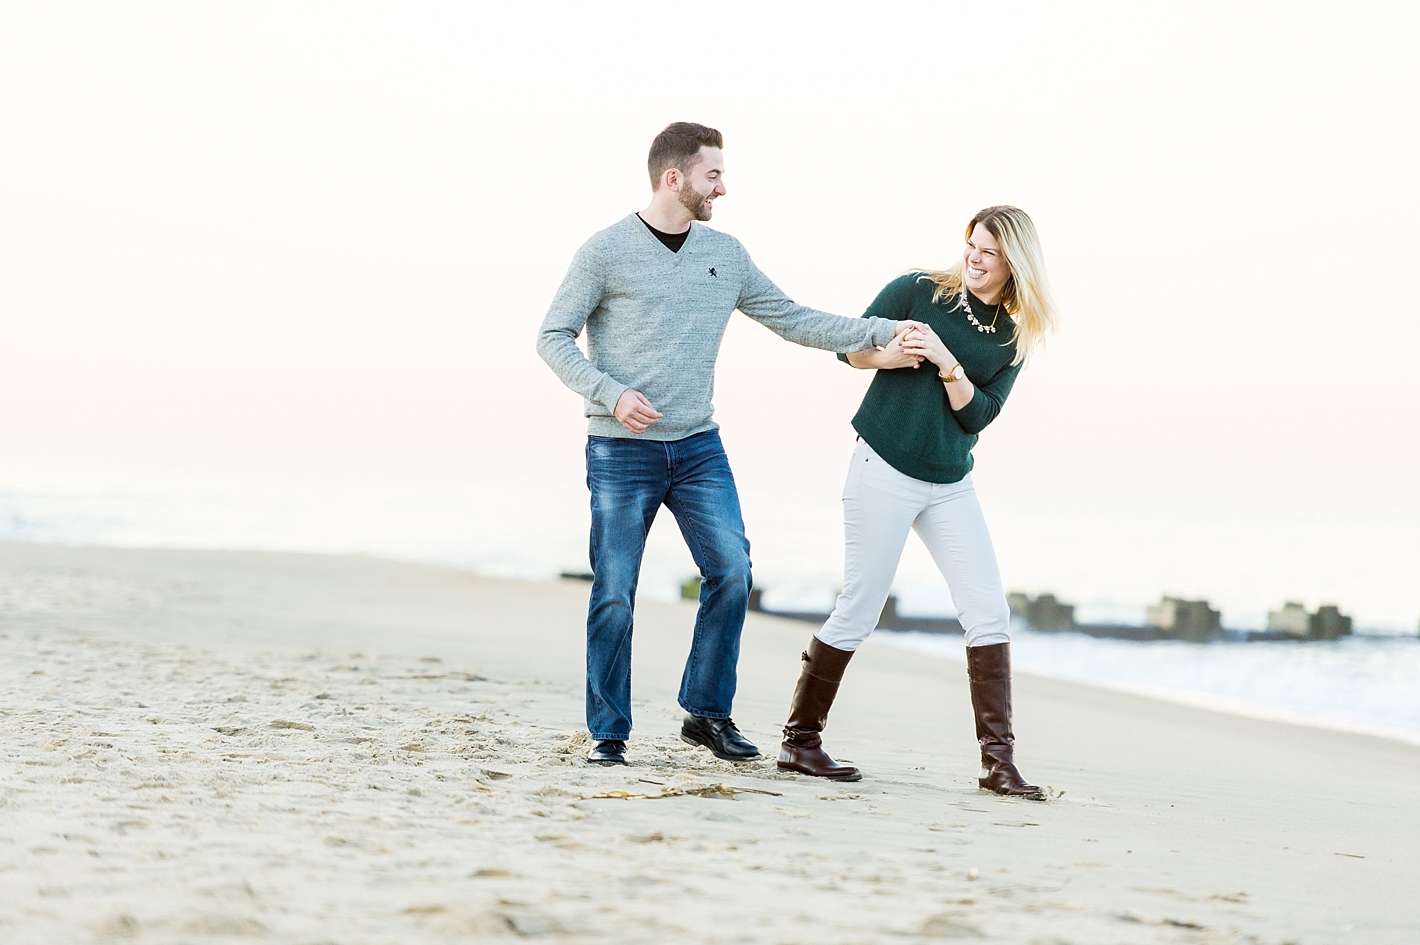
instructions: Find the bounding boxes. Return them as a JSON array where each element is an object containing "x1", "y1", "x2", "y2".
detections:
[
  {"x1": 662, "y1": 431, "x2": 753, "y2": 721},
  {"x1": 585, "y1": 436, "x2": 667, "y2": 741}
]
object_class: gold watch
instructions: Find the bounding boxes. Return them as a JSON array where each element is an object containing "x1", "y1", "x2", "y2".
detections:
[{"x1": 938, "y1": 363, "x2": 964, "y2": 383}]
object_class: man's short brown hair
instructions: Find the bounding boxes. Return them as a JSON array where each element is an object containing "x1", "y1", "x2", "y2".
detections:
[{"x1": 647, "y1": 122, "x2": 723, "y2": 190}]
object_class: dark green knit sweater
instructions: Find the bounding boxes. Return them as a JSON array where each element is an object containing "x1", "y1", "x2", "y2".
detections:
[{"x1": 839, "y1": 274, "x2": 1022, "y2": 483}]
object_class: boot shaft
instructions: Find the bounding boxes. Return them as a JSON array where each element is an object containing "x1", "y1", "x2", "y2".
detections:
[
  {"x1": 783, "y1": 636, "x2": 854, "y2": 742},
  {"x1": 966, "y1": 642, "x2": 1014, "y2": 749}
]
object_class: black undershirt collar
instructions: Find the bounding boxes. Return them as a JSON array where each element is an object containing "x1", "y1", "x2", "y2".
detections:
[{"x1": 637, "y1": 213, "x2": 690, "y2": 253}]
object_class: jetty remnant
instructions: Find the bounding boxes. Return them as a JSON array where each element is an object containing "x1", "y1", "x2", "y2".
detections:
[
  {"x1": 1266, "y1": 601, "x2": 1310, "y2": 636},
  {"x1": 680, "y1": 577, "x2": 1355, "y2": 643},
  {"x1": 1145, "y1": 597, "x2": 1222, "y2": 642},
  {"x1": 1006, "y1": 592, "x2": 1076, "y2": 632},
  {"x1": 1008, "y1": 591, "x2": 1220, "y2": 642},
  {"x1": 1266, "y1": 601, "x2": 1352, "y2": 640}
]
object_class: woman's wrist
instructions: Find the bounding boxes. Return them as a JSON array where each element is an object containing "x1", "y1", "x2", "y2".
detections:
[{"x1": 937, "y1": 362, "x2": 964, "y2": 383}]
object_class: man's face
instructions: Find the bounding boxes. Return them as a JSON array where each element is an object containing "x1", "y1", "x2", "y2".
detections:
[{"x1": 675, "y1": 146, "x2": 726, "y2": 221}]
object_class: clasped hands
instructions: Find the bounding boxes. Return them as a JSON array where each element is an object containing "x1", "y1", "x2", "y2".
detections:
[{"x1": 875, "y1": 322, "x2": 957, "y2": 375}]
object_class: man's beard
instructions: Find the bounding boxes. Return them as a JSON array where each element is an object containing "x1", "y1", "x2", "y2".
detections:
[{"x1": 678, "y1": 183, "x2": 713, "y2": 221}]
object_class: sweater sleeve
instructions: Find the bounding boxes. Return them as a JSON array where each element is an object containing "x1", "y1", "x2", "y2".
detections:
[
  {"x1": 952, "y1": 361, "x2": 1021, "y2": 435},
  {"x1": 837, "y1": 275, "x2": 917, "y2": 364},
  {"x1": 534, "y1": 240, "x2": 630, "y2": 412},
  {"x1": 735, "y1": 244, "x2": 896, "y2": 351}
]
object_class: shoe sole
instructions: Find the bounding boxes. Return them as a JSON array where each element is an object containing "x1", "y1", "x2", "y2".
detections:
[
  {"x1": 777, "y1": 762, "x2": 861, "y2": 782},
  {"x1": 979, "y1": 784, "x2": 1045, "y2": 800},
  {"x1": 679, "y1": 731, "x2": 759, "y2": 762}
]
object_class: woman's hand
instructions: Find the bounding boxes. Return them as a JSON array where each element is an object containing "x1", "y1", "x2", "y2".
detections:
[
  {"x1": 847, "y1": 327, "x2": 924, "y2": 370},
  {"x1": 901, "y1": 325, "x2": 958, "y2": 374}
]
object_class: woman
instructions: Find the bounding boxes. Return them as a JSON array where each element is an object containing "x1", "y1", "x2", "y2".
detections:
[{"x1": 778, "y1": 206, "x2": 1057, "y2": 797}]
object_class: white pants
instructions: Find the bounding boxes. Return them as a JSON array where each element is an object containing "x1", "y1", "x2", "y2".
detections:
[{"x1": 817, "y1": 439, "x2": 1011, "y2": 651}]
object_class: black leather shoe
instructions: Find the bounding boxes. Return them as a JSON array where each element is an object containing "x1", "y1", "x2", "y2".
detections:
[
  {"x1": 680, "y1": 713, "x2": 760, "y2": 761},
  {"x1": 587, "y1": 739, "x2": 627, "y2": 765}
]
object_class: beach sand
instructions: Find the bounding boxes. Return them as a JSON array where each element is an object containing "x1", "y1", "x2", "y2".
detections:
[{"x1": 2, "y1": 542, "x2": 1417, "y2": 943}]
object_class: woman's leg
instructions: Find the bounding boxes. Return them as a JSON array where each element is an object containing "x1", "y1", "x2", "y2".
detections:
[
  {"x1": 913, "y1": 475, "x2": 1043, "y2": 799},
  {"x1": 910, "y1": 475, "x2": 1009, "y2": 648},
  {"x1": 816, "y1": 441, "x2": 926, "y2": 651},
  {"x1": 780, "y1": 441, "x2": 926, "y2": 780}
]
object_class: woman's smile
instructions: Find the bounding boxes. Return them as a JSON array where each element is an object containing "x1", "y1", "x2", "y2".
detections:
[{"x1": 962, "y1": 224, "x2": 1010, "y2": 303}]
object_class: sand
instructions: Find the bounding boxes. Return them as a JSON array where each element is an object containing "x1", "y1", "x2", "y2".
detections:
[{"x1": 2, "y1": 542, "x2": 1418, "y2": 944}]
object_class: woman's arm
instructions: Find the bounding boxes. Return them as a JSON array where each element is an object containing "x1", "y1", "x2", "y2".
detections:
[
  {"x1": 900, "y1": 324, "x2": 971, "y2": 407},
  {"x1": 900, "y1": 325, "x2": 1021, "y2": 431},
  {"x1": 950, "y1": 365, "x2": 1020, "y2": 434},
  {"x1": 845, "y1": 328, "x2": 924, "y2": 370}
]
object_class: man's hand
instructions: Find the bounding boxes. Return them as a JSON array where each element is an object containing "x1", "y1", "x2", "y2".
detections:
[
  {"x1": 878, "y1": 327, "x2": 926, "y2": 369},
  {"x1": 895, "y1": 320, "x2": 928, "y2": 336},
  {"x1": 614, "y1": 389, "x2": 663, "y2": 434},
  {"x1": 846, "y1": 327, "x2": 924, "y2": 370}
]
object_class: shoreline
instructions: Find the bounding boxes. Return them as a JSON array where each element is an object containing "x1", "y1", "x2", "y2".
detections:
[
  {"x1": 8, "y1": 535, "x2": 1417, "y2": 747},
  {"x1": 10, "y1": 535, "x2": 1418, "y2": 746},
  {"x1": 4, "y1": 460, "x2": 1419, "y2": 634},
  {"x1": 4, "y1": 540, "x2": 1419, "y2": 942},
  {"x1": 875, "y1": 631, "x2": 1420, "y2": 749}
]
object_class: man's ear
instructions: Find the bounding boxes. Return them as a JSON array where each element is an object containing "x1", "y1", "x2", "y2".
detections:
[{"x1": 662, "y1": 167, "x2": 681, "y2": 192}]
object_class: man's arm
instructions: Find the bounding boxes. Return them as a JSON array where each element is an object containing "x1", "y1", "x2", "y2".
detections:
[
  {"x1": 535, "y1": 242, "x2": 664, "y2": 434},
  {"x1": 735, "y1": 247, "x2": 909, "y2": 351},
  {"x1": 535, "y1": 242, "x2": 632, "y2": 413},
  {"x1": 845, "y1": 327, "x2": 925, "y2": 370}
]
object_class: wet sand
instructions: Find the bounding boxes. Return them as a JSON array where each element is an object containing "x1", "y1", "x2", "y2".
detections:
[{"x1": 2, "y1": 541, "x2": 1417, "y2": 943}]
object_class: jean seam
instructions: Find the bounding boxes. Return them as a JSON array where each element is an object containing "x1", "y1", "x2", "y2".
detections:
[
  {"x1": 673, "y1": 492, "x2": 714, "y2": 707},
  {"x1": 585, "y1": 435, "x2": 666, "y2": 741}
]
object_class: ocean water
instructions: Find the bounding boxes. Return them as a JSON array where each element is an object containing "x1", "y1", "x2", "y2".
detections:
[
  {"x1": 874, "y1": 627, "x2": 1420, "y2": 747},
  {"x1": 3, "y1": 460, "x2": 1419, "y2": 745}
]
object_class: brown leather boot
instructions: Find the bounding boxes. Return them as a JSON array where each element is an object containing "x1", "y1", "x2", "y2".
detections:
[
  {"x1": 966, "y1": 642, "x2": 1044, "y2": 799},
  {"x1": 778, "y1": 637, "x2": 862, "y2": 781}
]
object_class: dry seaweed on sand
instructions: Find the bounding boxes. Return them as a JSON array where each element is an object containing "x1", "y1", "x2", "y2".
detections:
[{"x1": 573, "y1": 778, "x2": 783, "y2": 801}]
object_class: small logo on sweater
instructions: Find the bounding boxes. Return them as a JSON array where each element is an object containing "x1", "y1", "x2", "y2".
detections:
[{"x1": 708, "y1": 267, "x2": 717, "y2": 277}]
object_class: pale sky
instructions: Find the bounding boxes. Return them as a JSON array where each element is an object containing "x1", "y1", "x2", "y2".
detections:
[{"x1": 3, "y1": 3, "x2": 1418, "y2": 622}]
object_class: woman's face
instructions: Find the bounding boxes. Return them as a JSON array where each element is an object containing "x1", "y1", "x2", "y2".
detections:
[{"x1": 962, "y1": 223, "x2": 1011, "y2": 303}]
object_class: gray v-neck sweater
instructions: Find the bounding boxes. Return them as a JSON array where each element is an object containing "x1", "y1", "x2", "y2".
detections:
[{"x1": 537, "y1": 214, "x2": 897, "y2": 441}]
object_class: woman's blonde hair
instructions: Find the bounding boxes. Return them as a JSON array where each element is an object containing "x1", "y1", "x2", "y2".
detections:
[{"x1": 917, "y1": 206, "x2": 1057, "y2": 365}]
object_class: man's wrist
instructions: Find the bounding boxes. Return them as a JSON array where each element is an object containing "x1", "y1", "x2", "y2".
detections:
[{"x1": 871, "y1": 319, "x2": 900, "y2": 347}]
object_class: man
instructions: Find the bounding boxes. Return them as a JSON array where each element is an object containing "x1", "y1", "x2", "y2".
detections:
[{"x1": 536, "y1": 122, "x2": 919, "y2": 766}]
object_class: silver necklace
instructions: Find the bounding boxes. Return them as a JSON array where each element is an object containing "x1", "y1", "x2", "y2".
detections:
[{"x1": 961, "y1": 292, "x2": 999, "y2": 333}]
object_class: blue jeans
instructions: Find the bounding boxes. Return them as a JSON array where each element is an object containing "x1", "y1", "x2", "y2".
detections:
[{"x1": 584, "y1": 430, "x2": 752, "y2": 740}]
